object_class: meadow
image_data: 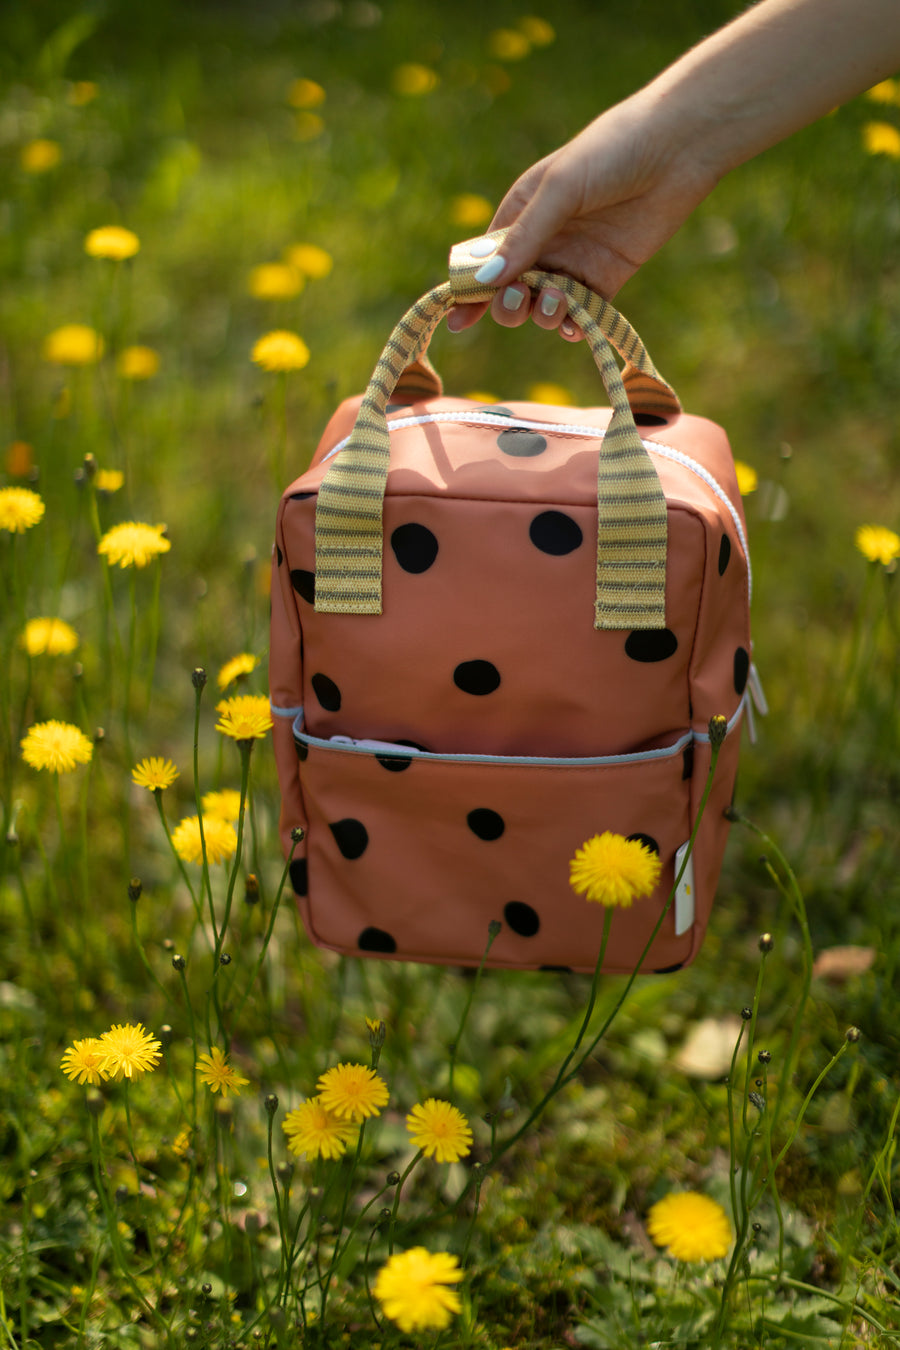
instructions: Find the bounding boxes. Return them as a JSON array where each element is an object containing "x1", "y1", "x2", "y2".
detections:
[{"x1": 2, "y1": 0, "x2": 900, "y2": 1345}]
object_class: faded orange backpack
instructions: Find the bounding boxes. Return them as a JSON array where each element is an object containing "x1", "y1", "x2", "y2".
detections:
[{"x1": 269, "y1": 231, "x2": 762, "y2": 974}]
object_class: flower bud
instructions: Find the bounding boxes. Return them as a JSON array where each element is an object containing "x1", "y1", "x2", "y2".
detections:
[
  {"x1": 172, "y1": 953, "x2": 186, "y2": 971},
  {"x1": 128, "y1": 878, "x2": 142, "y2": 902},
  {"x1": 757, "y1": 1049, "x2": 771, "y2": 1065},
  {"x1": 85, "y1": 1089, "x2": 105, "y2": 1117},
  {"x1": 741, "y1": 1006, "x2": 753, "y2": 1020},
  {"x1": 192, "y1": 667, "x2": 207, "y2": 691},
  {"x1": 264, "y1": 1094, "x2": 279, "y2": 1116},
  {"x1": 291, "y1": 825, "x2": 305, "y2": 844},
  {"x1": 159, "y1": 1024, "x2": 174, "y2": 1048},
  {"x1": 488, "y1": 919, "x2": 502, "y2": 939},
  {"x1": 219, "y1": 952, "x2": 232, "y2": 966},
  {"x1": 708, "y1": 713, "x2": 728, "y2": 749},
  {"x1": 758, "y1": 932, "x2": 774, "y2": 953},
  {"x1": 244, "y1": 874, "x2": 260, "y2": 904},
  {"x1": 387, "y1": 1171, "x2": 401, "y2": 1186},
  {"x1": 845, "y1": 1026, "x2": 861, "y2": 1043}
]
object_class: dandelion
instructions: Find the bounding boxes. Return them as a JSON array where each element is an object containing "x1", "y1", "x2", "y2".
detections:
[
  {"x1": 391, "y1": 63, "x2": 439, "y2": 96},
  {"x1": 201, "y1": 789, "x2": 242, "y2": 822},
  {"x1": 20, "y1": 618, "x2": 79, "y2": 657},
  {"x1": 98, "y1": 1023, "x2": 162, "y2": 1080},
  {"x1": 217, "y1": 652, "x2": 258, "y2": 689},
  {"x1": 406, "y1": 1099, "x2": 473, "y2": 1163},
  {"x1": 116, "y1": 346, "x2": 160, "y2": 380},
  {"x1": 647, "y1": 1191, "x2": 733, "y2": 1262},
  {"x1": 867, "y1": 78, "x2": 900, "y2": 106},
  {"x1": 863, "y1": 121, "x2": 900, "y2": 158},
  {"x1": 250, "y1": 330, "x2": 310, "y2": 372},
  {"x1": 43, "y1": 324, "x2": 104, "y2": 366},
  {"x1": 519, "y1": 16, "x2": 555, "y2": 46},
  {"x1": 450, "y1": 193, "x2": 493, "y2": 228},
  {"x1": 855, "y1": 523, "x2": 900, "y2": 566},
  {"x1": 488, "y1": 28, "x2": 531, "y2": 61},
  {"x1": 248, "y1": 263, "x2": 304, "y2": 300},
  {"x1": 465, "y1": 390, "x2": 500, "y2": 404},
  {"x1": 283, "y1": 1097, "x2": 356, "y2": 1160},
  {"x1": 374, "y1": 1247, "x2": 463, "y2": 1334},
  {"x1": 215, "y1": 694, "x2": 273, "y2": 741},
  {"x1": 288, "y1": 77, "x2": 326, "y2": 108},
  {"x1": 734, "y1": 460, "x2": 758, "y2": 495},
  {"x1": 5, "y1": 441, "x2": 33, "y2": 476},
  {"x1": 84, "y1": 226, "x2": 140, "y2": 260},
  {"x1": 68, "y1": 80, "x2": 98, "y2": 105},
  {"x1": 527, "y1": 381, "x2": 573, "y2": 405},
  {"x1": 132, "y1": 757, "x2": 179, "y2": 792},
  {"x1": 316, "y1": 1062, "x2": 389, "y2": 1122},
  {"x1": 60, "y1": 1037, "x2": 108, "y2": 1086},
  {"x1": 568, "y1": 831, "x2": 661, "y2": 907},
  {"x1": 95, "y1": 468, "x2": 124, "y2": 494},
  {"x1": 294, "y1": 112, "x2": 325, "y2": 141},
  {"x1": 21, "y1": 139, "x2": 62, "y2": 173},
  {"x1": 98, "y1": 522, "x2": 170, "y2": 568},
  {"x1": 171, "y1": 815, "x2": 237, "y2": 866},
  {"x1": 283, "y1": 242, "x2": 333, "y2": 278},
  {"x1": 0, "y1": 486, "x2": 45, "y2": 533},
  {"x1": 21, "y1": 721, "x2": 93, "y2": 774},
  {"x1": 196, "y1": 1047, "x2": 249, "y2": 1097}
]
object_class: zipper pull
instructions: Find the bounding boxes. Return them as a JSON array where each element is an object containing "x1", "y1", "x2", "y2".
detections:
[{"x1": 748, "y1": 663, "x2": 768, "y2": 716}]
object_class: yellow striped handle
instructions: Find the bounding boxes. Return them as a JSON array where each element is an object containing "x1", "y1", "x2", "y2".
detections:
[{"x1": 314, "y1": 229, "x2": 680, "y2": 629}]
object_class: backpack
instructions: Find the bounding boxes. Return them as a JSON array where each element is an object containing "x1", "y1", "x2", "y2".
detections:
[{"x1": 269, "y1": 231, "x2": 760, "y2": 975}]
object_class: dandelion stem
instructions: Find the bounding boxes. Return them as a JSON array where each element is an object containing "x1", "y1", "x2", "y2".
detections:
[
  {"x1": 230, "y1": 845, "x2": 296, "y2": 1027},
  {"x1": 387, "y1": 1149, "x2": 423, "y2": 1256},
  {"x1": 448, "y1": 920, "x2": 501, "y2": 1097}
]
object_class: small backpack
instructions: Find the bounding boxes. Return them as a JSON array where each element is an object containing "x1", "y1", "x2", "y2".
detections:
[{"x1": 269, "y1": 231, "x2": 760, "y2": 975}]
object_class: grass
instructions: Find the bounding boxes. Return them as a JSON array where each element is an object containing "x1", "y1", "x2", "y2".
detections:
[{"x1": 2, "y1": 0, "x2": 900, "y2": 1345}]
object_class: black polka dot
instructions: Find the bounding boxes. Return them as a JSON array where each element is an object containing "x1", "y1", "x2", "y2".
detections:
[
  {"x1": 529, "y1": 511, "x2": 583, "y2": 556},
  {"x1": 682, "y1": 745, "x2": 694, "y2": 781},
  {"x1": 497, "y1": 429, "x2": 547, "y2": 458},
  {"x1": 288, "y1": 491, "x2": 316, "y2": 501},
  {"x1": 477, "y1": 405, "x2": 515, "y2": 417},
  {"x1": 358, "y1": 926, "x2": 397, "y2": 953},
  {"x1": 386, "y1": 403, "x2": 405, "y2": 412},
  {"x1": 504, "y1": 901, "x2": 540, "y2": 936},
  {"x1": 398, "y1": 739, "x2": 431, "y2": 753},
  {"x1": 624, "y1": 629, "x2": 678, "y2": 663},
  {"x1": 718, "y1": 534, "x2": 731, "y2": 575},
  {"x1": 293, "y1": 735, "x2": 308, "y2": 762},
  {"x1": 312, "y1": 673, "x2": 341, "y2": 712},
  {"x1": 540, "y1": 965, "x2": 573, "y2": 973},
  {"x1": 654, "y1": 962, "x2": 685, "y2": 974},
  {"x1": 734, "y1": 647, "x2": 750, "y2": 696},
  {"x1": 627, "y1": 832, "x2": 660, "y2": 855},
  {"x1": 276, "y1": 543, "x2": 283, "y2": 566},
  {"x1": 633, "y1": 413, "x2": 669, "y2": 427},
  {"x1": 329, "y1": 818, "x2": 368, "y2": 859},
  {"x1": 390, "y1": 523, "x2": 438, "y2": 573},
  {"x1": 467, "y1": 808, "x2": 505, "y2": 841},
  {"x1": 291, "y1": 569, "x2": 315, "y2": 603},
  {"x1": 375, "y1": 752, "x2": 412, "y2": 772},
  {"x1": 453, "y1": 660, "x2": 500, "y2": 696},
  {"x1": 289, "y1": 858, "x2": 308, "y2": 897}
]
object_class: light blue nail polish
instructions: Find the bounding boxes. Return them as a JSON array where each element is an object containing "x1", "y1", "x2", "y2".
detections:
[
  {"x1": 474, "y1": 255, "x2": 505, "y2": 284},
  {"x1": 502, "y1": 286, "x2": 525, "y2": 312},
  {"x1": 540, "y1": 292, "x2": 561, "y2": 317}
]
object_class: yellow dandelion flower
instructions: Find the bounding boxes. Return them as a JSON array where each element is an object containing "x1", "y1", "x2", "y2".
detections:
[
  {"x1": 116, "y1": 345, "x2": 160, "y2": 380},
  {"x1": 288, "y1": 77, "x2": 326, "y2": 108},
  {"x1": 60, "y1": 1037, "x2": 108, "y2": 1086},
  {"x1": 98, "y1": 521, "x2": 170, "y2": 568},
  {"x1": 295, "y1": 111, "x2": 325, "y2": 141},
  {"x1": 21, "y1": 721, "x2": 93, "y2": 774},
  {"x1": 20, "y1": 618, "x2": 79, "y2": 657},
  {"x1": 217, "y1": 652, "x2": 258, "y2": 690},
  {"x1": 406, "y1": 1099, "x2": 473, "y2": 1163},
  {"x1": 734, "y1": 461, "x2": 758, "y2": 495},
  {"x1": 391, "y1": 63, "x2": 439, "y2": 96},
  {"x1": 84, "y1": 226, "x2": 140, "y2": 260},
  {"x1": 863, "y1": 120, "x2": 900, "y2": 158},
  {"x1": 568, "y1": 831, "x2": 662, "y2": 908},
  {"x1": 488, "y1": 28, "x2": 531, "y2": 61},
  {"x1": 172, "y1": 1128, "x2": 192, "y2": 1158},
  {"x1": 68, "y1": 80, "x2": 98, "y2": 106},
  {"x1": 215, "y1": 694, "x2": 273, "y2": 741},
  {"x1": 21, "y1": 139, "x2": 61, "y2": 173},
  {"x1": 201, "y1": 789, "x2": 243, "y2": 823},
  {"x1": 251, "y1": 330, "x2": 310, "y2": 372},
  {"x1": 196, "y1": 1047, "x2": 249, "y2": 1097},
  {"x1": 374, "y1": 1248, "x2": 463, "y2": 1334},
  {"x1": 0, "y1": 487, "x2": 45, "y2": 533},
  {"x1": 450, "y1": 193, "x2": 493, "y2": 228},
  {"x1": 867, "y1": 78, "x2": 900, "y2": 105},
  {"x1": 316, "y1": 1062, "x2": 389, "y2": 1122},
  {"x1": 519, "y1": 16, "x2": 555, "y2": 46},
  {"x1": 95, "y1": 468, "x2": 124, "y2": 493},
  {"x1": 5, "y1": 441, "x2": 33, "y2": 476},
  {"x1": 98, "y1": 1023, "x2": 162, "y2": 1081},
  {"x1": 647, "y1": 1192, "x2": 733, "y2": 1262},
  {"x1": 132, "y1": 757, "x2": 179, "y2": 792},
  {"x1": 855, "y1": 523, "x2": 900, "y2": 566},
  {"x1": 248, "y1": 263, "x2": 305, "y2": 300},
  {"x1": 171, "y1": 815, "x2": 238, "y2": 866},
  {"x1": 283, "y1": 1097, "x2": 356, "y2": 1160},
  {"x1": 465, "y1": 389, "x2": 500, "y2": 404},
  {"x1": 283, "y1": 242, "x2": 333, "y2": 279},
  {"x1": 43, "y1": 324, "x2": 104, "y2": 366},
  {"x1": 527, "y1": 381, "x2": 573, "y2": 405}
]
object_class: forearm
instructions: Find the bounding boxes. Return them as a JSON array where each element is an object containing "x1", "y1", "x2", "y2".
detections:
[{"x1": 642, "y1": 0, "x2": 900, "y2": 181}]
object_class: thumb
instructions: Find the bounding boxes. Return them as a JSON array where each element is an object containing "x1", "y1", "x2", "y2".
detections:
[{"x1": 489, "y1": 172, "x2": 575, "y2": 283}]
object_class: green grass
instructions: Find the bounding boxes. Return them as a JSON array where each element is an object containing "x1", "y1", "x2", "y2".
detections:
[{"x1": 2, "y1": 1, "x2": 900, "y2": 1346}]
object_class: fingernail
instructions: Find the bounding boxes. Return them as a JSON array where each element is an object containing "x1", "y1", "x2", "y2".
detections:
[
  {"x1": 474, "y1": 254, "x2": 506, "y2": 284},
  {"x1": 560, "y1": 319, "x2": 577, "y2": 336},
  {"x1": 446, "y1": 310, "x2": 463, "y2": 332},
  {"x1": 540, "y1": 292, "x2": 560, "y2": 317},
  {"x1": 502, "y1": 286, "x2": 525, "y2": 312}
]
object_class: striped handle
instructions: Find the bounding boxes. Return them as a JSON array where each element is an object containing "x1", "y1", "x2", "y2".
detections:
[{"x1": 314, "y1": 229, "x2": 680, "y2": 630}]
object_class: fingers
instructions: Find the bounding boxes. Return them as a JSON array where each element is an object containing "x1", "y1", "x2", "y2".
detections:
[
  {"x1": 448, "y1": 285, "x2": 582, "y2": 341},
  {"x1": 446, "y1": 302, "x2": 487, "y2": 333}
]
